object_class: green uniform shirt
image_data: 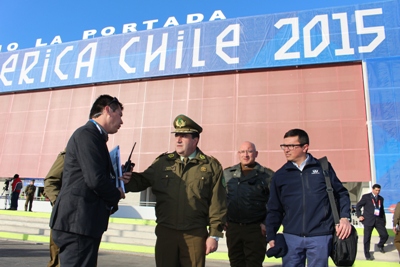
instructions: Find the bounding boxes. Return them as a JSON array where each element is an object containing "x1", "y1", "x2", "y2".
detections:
[{"x1": 125, "y1": 148, "x2": 227, "y2": 237}]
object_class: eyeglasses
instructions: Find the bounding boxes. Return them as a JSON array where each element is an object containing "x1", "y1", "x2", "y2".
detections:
[
  {"x1": 238, "y1": 150, "x2": 255, "y2": 154},
  {"x1": 280, "y1": 144, "x2": 305, "y2": 150}
]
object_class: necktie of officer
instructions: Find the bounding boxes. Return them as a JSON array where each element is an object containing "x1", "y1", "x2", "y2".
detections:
[{"x1": 183, "y1": 157, "x2": 189, "y2": 165}]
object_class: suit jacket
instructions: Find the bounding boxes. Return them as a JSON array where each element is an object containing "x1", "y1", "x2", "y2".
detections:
[
  {"x1": 356, "y1": 193, "x2": 386, "y2": 227},
  {"x1": 50, "y1": 121, "x2": 121, "y2": 238}
]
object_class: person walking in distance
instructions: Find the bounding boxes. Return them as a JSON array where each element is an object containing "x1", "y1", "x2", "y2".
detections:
[
  {"x1": 356, "y1": 183, "x2": 389, "y2": 260},
  {"x1": 224, "y1": 141, "x2": 274, "y2": 267},
  {"x1": 24, "y1": 180, "x2": 36, "y2": 212}
]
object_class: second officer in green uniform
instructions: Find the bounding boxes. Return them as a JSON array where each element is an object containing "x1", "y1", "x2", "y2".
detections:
[
  {"x1": 224, "y1": 141, "x2": 274, "y2": 267},
  {"x1": 125, "y1": 114, "x2": 226, "y2": 267}
]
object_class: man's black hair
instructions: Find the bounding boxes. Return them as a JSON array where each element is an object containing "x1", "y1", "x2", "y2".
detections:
[
  {"x1": 284, "y1": 129, "x2": 309, "y2": 145},
  {"x1": 372, "y1": 184, "x2": 381, "y2": 189},
  {"x1": 89, "y1": 95, "x2": 123, "y2": 119}
]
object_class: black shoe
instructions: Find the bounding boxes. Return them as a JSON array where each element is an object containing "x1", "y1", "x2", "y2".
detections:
[
  {"x1": 366, "y1": 256, "x2": 375, "y2": 261},
  {"x1": 379, "y1": 246, "x2": 385, "y2": 253}
]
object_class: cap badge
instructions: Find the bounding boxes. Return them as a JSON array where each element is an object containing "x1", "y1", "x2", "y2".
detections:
[{"x1": 175, "y1": 118, "x2": 186, "y2": 128}]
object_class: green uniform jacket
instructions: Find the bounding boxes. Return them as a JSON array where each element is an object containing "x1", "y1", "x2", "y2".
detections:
[
  {"x1": 25, "y1": 184, "x2": 36, "y2": 197},
  {"x1": 44, "y1": 150, "x2": 65, "y2": 205},
  {"x1": 125, "y1": 148, "x2": 227, "y2": 237},
  {"x1": 393, "y1": 202, "x2": 400, "y2": 228}
]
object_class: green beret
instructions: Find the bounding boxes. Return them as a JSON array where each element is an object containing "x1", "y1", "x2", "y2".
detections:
[{"x1": 171, "y1": 114, "x2": 203, "y2": 134}]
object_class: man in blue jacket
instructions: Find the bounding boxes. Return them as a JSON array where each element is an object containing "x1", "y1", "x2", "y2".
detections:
[
  {"x1": 266, "y1": 129, "x2": 352, "y2": 267},
  {"x1": 50, "y1": 95, "x2": 126, "y2": 267}
]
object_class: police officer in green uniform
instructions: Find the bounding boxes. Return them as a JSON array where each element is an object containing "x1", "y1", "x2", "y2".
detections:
[
  {"x1": 224, "y1": 141, "x2": 274, "y2": 267},
  {"x1": 24, "y1": 179, "x2": 36, "y2": 211},
  {"x1": 124, "y1": 114, "x2": 227, "y2": 267}
]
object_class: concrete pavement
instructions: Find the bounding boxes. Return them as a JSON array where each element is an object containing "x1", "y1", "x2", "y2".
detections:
[{"x1": 1, "y1": 209, "x2": 400, "y2": 266}]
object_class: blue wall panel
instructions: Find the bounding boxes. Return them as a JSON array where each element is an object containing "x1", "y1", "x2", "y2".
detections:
[{"x1": 367, "y1": 56, "x2": 400, "y2": 205}]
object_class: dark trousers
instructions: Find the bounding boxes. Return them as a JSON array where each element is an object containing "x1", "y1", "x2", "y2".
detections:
[
  {"x1": 282, "y1": 233, "x2": 332, "y2": 267},
  {"x1": 226, "y1": 222, "x2": 266, "y2": 267},
  {"x1": 52, "y1": 229, "x2": 101, "y2": 267},
  {"x1": 47, "y1": 229, "x2": 60, "y2": 267},
  {"x1": 10, "y1": 192, "x2": 20, "y2": 209},
  {"x1": 25, "y1": 195, "x2": 34, "y2": 211},
  {"x1": 363, "y1": 219, "x2": 389, "y2": 257},
  {"x1": 155, "y1": 224, "x2": 208, "y2": 267},
  {"x1": 395, "y1": 231, "x2": 400, "y2": 258}
]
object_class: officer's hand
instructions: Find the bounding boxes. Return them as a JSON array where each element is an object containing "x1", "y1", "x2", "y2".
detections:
[
  {"x1": 118, "y1": 187, "x2": 125, "y2": 199},
  {"x1": 393, "y1": 227, "x2": 397, "y2": 234},
  {"x1": 223, "y1": 222, "x2": 228, "y2": 231},
  {"x1": 120, "y1": 172, "x2": 131, "y2": 184},
  {"x1": 268, "y1": 240, "x2": 275, "y2": 249},
  {"x1": 359, "y1": 215, "x2": 364, "y2": 221},
  {"x1": 205, "y1": 237, "x2": 218, "y2": 255}
]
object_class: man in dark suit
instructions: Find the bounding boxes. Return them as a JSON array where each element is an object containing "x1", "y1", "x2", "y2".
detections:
[
  {"x1": 50, "y1": 95, "x2": 127, "y2": 267},
  {"x1": 356, "y1": 183, "x2": 389, "y2": 260}
]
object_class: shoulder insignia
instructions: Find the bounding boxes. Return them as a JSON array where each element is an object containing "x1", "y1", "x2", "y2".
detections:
[
  {"x1": 155, "y1": 152, "x2": 168, "y2": 160},
  {"x1": 210, "y1": 155, "x2": 221, "y2": 165},
  {"x1": 199, "y1": 154, "x2": 206, "y2": 160},
  {"x1": 168, "y1": 153, "x2": 175, "y2": 158}
]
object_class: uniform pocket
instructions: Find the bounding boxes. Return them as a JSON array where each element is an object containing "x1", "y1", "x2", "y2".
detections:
[{"x1": 189, "y1": 173, "x2": 212, "y2": 199}]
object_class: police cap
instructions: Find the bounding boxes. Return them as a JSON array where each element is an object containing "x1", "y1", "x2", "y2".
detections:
[{"x1": 171, "y1": 114, "x2": 203, "y2": 134}]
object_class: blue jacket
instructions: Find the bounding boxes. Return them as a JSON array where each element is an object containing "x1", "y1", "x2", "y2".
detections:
[{"x1": 266, "y1": 154, "x2": 350, "y2": 242}]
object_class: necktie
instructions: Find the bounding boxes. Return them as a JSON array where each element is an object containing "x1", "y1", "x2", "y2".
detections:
[{"x1": 183, "y1": 157, "x2": 189, "y2": 165}]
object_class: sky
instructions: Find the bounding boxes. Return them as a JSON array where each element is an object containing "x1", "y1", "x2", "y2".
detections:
[{"x1": 0, "y1": 0, "x2": 389, "y2": 51}]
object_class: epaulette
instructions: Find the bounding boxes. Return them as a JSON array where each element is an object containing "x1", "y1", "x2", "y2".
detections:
[
  {"x1": 260, "y1": 165, "x2": 274, "y2": 173},
  {"x1": 150, "y1": 152, "x2": 169, "y2": 165},
  {"x1": 155, "y1": 151, "x2": 169, "y2": 159},
  {"x1": 224, "y1": 166, "x2": 237, "y2": 173},
  {"x1": 209, "y1": 155, "x2": 221, "y2": 165}
]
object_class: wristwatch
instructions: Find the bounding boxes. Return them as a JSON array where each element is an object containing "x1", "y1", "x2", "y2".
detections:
[{"x1": 209, "y1": 236, "x2": 219, "y2": 242}]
